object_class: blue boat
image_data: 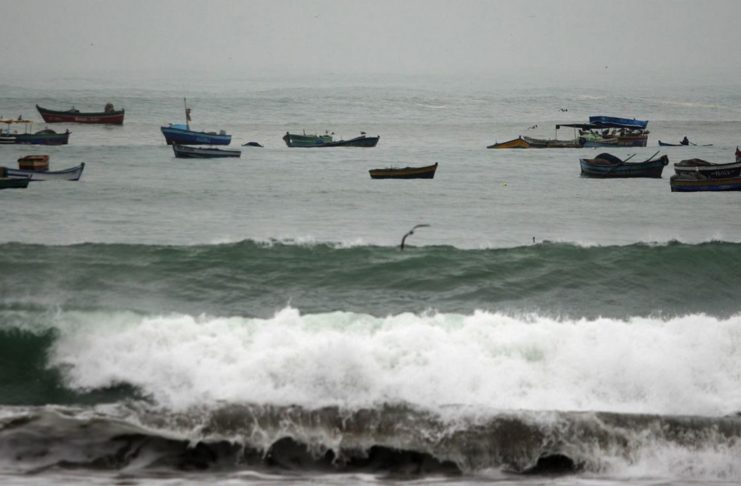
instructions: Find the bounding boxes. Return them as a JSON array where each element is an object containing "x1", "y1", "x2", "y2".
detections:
[
  {"x1": 588, "y1": 116, "x2": 648, "y2": 130},
  {"x1": 160, "y1": 98, "x2": 231, "y2": 145},
  {"x1": 161, "y1": 124, "x2": 231, "y2": 145},
  {"x1": 670, "y1": 175, "x2": 741, "y2": 192}
]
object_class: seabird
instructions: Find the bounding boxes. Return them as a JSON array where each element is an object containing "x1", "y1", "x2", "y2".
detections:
[{"x1": 400, "y1": 224, "x2": 430, "y2": 250}]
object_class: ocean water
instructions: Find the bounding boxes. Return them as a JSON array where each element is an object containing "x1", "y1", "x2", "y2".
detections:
[{"x1": 1, "y1": 73, "x2": 741, "y2": 485}]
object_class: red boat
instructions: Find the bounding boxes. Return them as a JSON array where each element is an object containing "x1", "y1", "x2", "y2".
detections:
[{"x1": 36, "y1": 103, "x2": 124, "y2": 124}]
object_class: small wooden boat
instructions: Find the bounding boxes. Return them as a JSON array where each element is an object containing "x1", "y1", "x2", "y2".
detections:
[
  {"x1": 0, "y1": 177, "x2": 30, "y2": 189},
  {"x1": 36, "y1": 103, "x2": 125, "y2": 124},
  {"x1": 674, "y1": 159, "x2": 741, "y2": 178},
  {"x1": 670, "y1": 174, "x2": 741, "y2": 192},
  {"x1": 487, "y1": 135, "x2": 582, "y2": 149},
  {"x1": 283, "y1": 131, "x2": 379, "y2": 148},
  {"x1": 487, "y1": 137, "x2": 531, "y2": 149},
  {"x1": 369, "y1": 163, "x2": 437, "y2": 179},
  {"x1": 579, "y1": 152, "x2": 669, "y2": 178},
  {"x1": 242, "y1": 141, "x2": 263, "y2": 147},
  {"x1": 658, "y1": 140, "x2": 712, "y2": 147},
  {"x1": 172, "y1": 144, "x2": 241, "y2": 158},
  {"x1": 0, "y1": 119, "x2": 70, "y2": 145},
  {"x1": 0, "y1": 167, "x2": 30, "y2": 189},
  {"x1": 6, "y1": 162, "x2": 84, "y2": 181},
  {"x1": 161, "y1": 98, "x2": 231, "y2": 145}
]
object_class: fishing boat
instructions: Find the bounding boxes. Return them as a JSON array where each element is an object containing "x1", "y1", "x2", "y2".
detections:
[
  {"x1": 36, "y1": 103, "x2": 125, "y2": 124},
  {"x1": 172, "y1": 144, "x2": 241, "y2": 158},
  {"x1": 369, "y1": 163, "x2": 438, "y2": 179},
  {"x1": 487, "y1": 135, "x2": 582, "y2": 149},
  {"x1": 6, "y1": 162, "x2": 85, "y2": 181},
  {"x1": 0, "y1": 119, "x2": 70, "y2": 145},
  {"x1": 670, "y1": 174, "x2": 741, "y2": 192},
  {"x1": 658, "y1": 140, "x2": 712, "y2": 147},
  {"x1": 556, "y1": 116, "x2": 650, "y2": 148},
  {"x1": 579, "y1": 151, "x2": 669, "y2": 178},
  {"x1": 0, "y1": 175, "x2": 30, "y2": 189},
  {"x1": 673, "y1": 159, "x2": 741, "y2": 178},
  {"x1": 161, "y1": 99, "x2": 231, "y2": 145},
  {"x1": 283, "y1": 131, "x2": 379, "y2": 148}
]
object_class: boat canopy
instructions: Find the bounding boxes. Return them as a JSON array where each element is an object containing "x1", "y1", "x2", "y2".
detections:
[
  {"x1": 556, "y1": 123, "x2": 646, "y2": 130},
  {"x1": 588, "y1": 116, "x2": 648, "y2": 129}
]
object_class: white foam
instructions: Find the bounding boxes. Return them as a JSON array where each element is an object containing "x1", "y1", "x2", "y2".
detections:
[{"x1": 46, "y1": 308, "x2": 741, "y2": 416}]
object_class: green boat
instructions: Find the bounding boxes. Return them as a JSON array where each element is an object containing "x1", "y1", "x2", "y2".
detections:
[{"x1": 283, "y1": 131, "x2": 380, "y2": 148}]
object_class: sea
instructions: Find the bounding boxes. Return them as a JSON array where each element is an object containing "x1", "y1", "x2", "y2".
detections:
[{"x1": 1, "y1": 71, "x2": 741, "y2": 485}]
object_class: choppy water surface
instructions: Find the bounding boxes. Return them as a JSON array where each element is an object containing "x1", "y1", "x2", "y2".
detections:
[{"x1": 1, "y1": 74, "x2": 741, "y2": 485}]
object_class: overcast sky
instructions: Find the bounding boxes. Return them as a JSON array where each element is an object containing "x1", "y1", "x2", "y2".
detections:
[{"x1": 3, "y1": 0, "x2": 741, "y2": 82}]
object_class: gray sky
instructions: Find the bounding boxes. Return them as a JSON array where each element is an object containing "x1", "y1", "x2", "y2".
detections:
[{"x1": 3, "y1": 0, "x2": 741, "y2": 81}]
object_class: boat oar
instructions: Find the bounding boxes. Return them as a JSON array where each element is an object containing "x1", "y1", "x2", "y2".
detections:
[
  {"x1": 645, "y1": 150, "x2": 660, "y2": 162},
  {"x1": 623, "y1": 154, "x2": 636, "y2": 162}
]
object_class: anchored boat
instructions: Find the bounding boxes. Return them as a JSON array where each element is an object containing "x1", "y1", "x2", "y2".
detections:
[
  {"x1": 0, "y1": 119, "x2": 70, "y2": 145},
  {"x1": 369, "y1": 163, "x2": 438, "y2": 179},
  {"x1": 36, "y1": 103, "x2": 124, "y2": 124},
  {"x1": 579, "y1": 151, "x2": 668, "y2": 178},
  {"x1": 161, "y1": 99, "x2": 231, "y2": 145},
  {"x1": 172, "y1": 144, "x2": 241, "y2": 158},
  {"x1": 283, "y1": 131, "x2": 379, "y2": 148}
]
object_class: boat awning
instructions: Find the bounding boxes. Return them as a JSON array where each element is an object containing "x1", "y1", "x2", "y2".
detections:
[{"x1": 556, "y1": 123, "x2": 647, "y2": 130}]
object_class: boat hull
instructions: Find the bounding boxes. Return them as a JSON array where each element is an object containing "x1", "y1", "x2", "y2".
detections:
[
  {"x1": 161, "y1": 125, "x2": 231, "y2": 145},
  {"x1": 674, "y1": 160, "x2": 741, "y2": 178},
  {"x1": 6, "y1": 163, "x2": 84, "y2": 181},
  {"x1": 670, "y1": 175, "x2": 741, "y2": 192},
  {"x1": 36, "y1": 105, "x2": 124, "y2": 124},
  {"x1": 283, "y1": 133, "x2": 379, "y2": 148},
  {"x1": 0, "y1": 177, "x2": 30, "y2": 189},
  {"x1": 581, "y1": 134, "x2": 648, "y2": 147},
  {"x1": 580, "y1": 155, "x2": 669, "y2": 178},
  {"x1": 369, "y1": 163, "x2": 437, "y2": 179},
  {"x1": 487, "y1": 136, "x2": 582, "y2": 149},
  {"x1": 172, "y1": 145, "x2": 241, "y2": 158},
  {"x1": 2, "y1": 130, "x2": 70, "y2": 145}
]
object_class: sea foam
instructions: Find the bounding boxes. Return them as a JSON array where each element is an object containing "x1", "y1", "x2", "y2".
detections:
[{"x1": 45, "y1": 308, "x2": 741, "y2": 416}]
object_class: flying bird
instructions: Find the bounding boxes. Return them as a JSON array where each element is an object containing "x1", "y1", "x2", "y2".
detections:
[{"x1": 400, "y1": 224, "x2": 430, "y2": 250}]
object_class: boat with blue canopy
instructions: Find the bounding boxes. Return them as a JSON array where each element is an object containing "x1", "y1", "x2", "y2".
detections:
[
  {"x1": 160, "y1": 99, "x2": 231, "y2": 145},
  {"x1": 588, "y1": 116, "x2": 648, "y2": 130}
]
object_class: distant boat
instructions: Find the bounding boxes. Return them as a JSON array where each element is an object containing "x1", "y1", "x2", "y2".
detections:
[
  {"x1": 6, "y1": 162, "x2": 85, "y2": 181},
  {"x1": 674, "y1": 158, "x2": 741, "y2": 178},
  {"x1": 283, "y1": 131, "x2": 379, "y2": 148},
  {"x1": 579, "y1": 152, "x2": 669, "y2": 178},
  {"x1": 161, "y1": 98, "x2": 231, "y2": 145},
  {"x1": 487, "y1": 135, "x2": 582, "y2": 149},
  {"x1": 36, "y1": 103, "x2": 124, "y2": 124},
  {"x1": 670, "y1": 174, "x2": 741, "y2": 192},
  {"x1": 172, "y1": 144, "x2": 241, "y2": 158},
  {"x1": 588, "y1": 116, "x2": 648, "y2": 130},
  {"x1": 658, "y1": 140, "x2": 712, "y2": 147},
  {"x1": 242, "y1": 141, "x2": 263, "y2": 147},
  {"x1": 0, "y1": 119, "x2": 70, "y2": 145},
  {"x1": 369, "y1": 162, "x2": 438, "y2": 179}
]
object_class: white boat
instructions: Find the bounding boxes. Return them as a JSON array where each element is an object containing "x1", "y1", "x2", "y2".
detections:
[{"x1": 6, "y1": 162, "x2": 85, "y2": 181}]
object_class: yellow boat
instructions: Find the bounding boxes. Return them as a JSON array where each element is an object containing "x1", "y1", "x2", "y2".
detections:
[{"x1": 487, "y1": 136, "x2": 531, "y2": 149}]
